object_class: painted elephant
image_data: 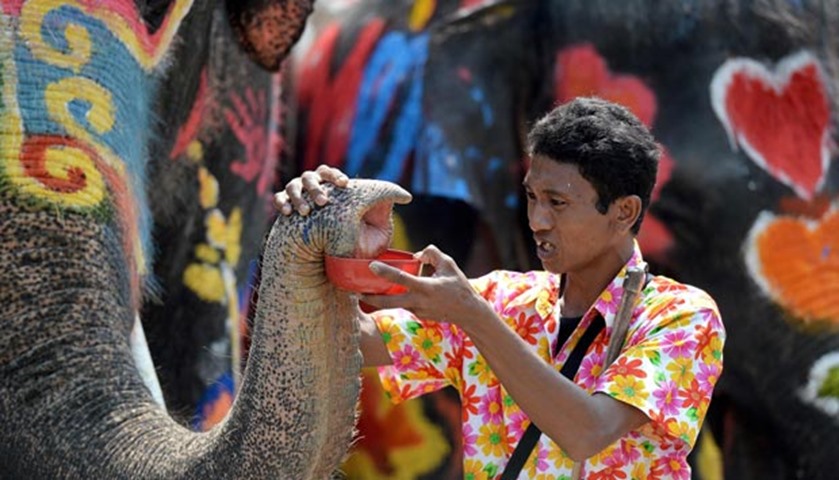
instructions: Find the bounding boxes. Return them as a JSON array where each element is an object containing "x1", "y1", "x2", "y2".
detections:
[
  {"x1": 287, "y1": 0, "x2": 839, "y2": 478},
  {"x1": 0, "y1": 0, "x2": 384, "y2": 477}
]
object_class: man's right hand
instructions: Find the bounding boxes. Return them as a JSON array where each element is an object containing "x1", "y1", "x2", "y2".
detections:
[{"x1": 273, "y1": 165, "x2": 349, "y2": 216}]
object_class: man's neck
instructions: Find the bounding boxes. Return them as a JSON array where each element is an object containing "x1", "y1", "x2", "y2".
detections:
[{"x1": 559, "y1": 239, "x2": 635, "y2": 317}]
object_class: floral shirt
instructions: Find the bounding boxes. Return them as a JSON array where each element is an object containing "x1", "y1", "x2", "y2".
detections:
[{"x1": 373, "y1": 244, "x2": 725, "y2": 479}]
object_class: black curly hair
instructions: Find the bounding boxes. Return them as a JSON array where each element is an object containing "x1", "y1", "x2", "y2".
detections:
[{"x1": 527, "y1": 97, "x2": 660, "y2": 234}]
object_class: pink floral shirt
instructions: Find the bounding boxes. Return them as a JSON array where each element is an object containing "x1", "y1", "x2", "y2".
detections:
[{"x1": 373, "y1": 244, "x2": 725, "y2": 479}]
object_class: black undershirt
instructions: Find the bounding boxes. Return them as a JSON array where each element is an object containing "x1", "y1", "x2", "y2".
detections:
[{"x1": 554, "y1": 315, "x2": 584, "y2": 357}]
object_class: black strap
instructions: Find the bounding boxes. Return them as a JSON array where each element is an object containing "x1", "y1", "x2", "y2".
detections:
[{"x1": 500, "y1": 315, "x2": 606, "y2": 480}]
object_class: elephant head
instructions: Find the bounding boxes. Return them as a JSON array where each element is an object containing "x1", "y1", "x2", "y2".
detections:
[{"x1": 0, "y1": 0, "x2": 412, "y2": 477}]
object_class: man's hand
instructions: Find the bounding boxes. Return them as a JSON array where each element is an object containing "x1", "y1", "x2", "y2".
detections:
[
  {"x1": 361, "y1": 245, "x2": 493, "y2": 330},
  {"x1": 273, "y1": 165, "x2": 349, "y2": 216}
]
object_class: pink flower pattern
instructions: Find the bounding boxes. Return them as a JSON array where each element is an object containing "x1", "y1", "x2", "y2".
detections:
[
  {"x1": 478, "y1": 389, "x2": 505, "y2": 425},
  {"x1": 662, "y1": 330, "x2": 699, "y2": 358},
  {"x1": 373, "y1": 242, "x2": 725, "y2": 478}
]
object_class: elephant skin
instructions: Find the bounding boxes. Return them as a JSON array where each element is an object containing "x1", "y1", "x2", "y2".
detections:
[{"x1": 0, "y1": 0, "x2": 400, "y2": 478}]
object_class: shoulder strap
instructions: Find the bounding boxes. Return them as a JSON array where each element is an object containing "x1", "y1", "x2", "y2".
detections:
[
  {"x1": 500, "y1": 315, "x2": 605, "y2": 480},
  {"x1": 501, "y1": 264, "x2": 650, "y2": 480}
]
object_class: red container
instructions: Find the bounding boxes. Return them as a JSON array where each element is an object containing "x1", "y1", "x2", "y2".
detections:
[{"x1": 325, "y1": 249, "x2": 421, "y2": 295}]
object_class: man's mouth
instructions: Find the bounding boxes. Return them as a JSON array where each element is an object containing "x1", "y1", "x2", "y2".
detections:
[{"x1": 536, "y1": 239, "x2": 556, "y2": 255}]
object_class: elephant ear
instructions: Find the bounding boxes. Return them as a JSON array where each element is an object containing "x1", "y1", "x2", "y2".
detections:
[{"x1": 226, "y1": 0, "x2": 314, "y2": 70}]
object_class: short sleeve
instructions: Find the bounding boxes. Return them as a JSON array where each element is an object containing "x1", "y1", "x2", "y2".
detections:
[
  {"x1": 594, "y1": 294, "x2": 725, "y2": 449},
  {"x1": 372, "y1": 271, "x2": 505, "y2": 404},
  {"x1": 372, "y1": 308, "x2": 465, "y2": 404}
]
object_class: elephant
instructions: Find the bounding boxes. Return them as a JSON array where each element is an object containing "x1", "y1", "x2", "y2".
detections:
[
  {"x1": 286, "y1": 0, "x2": 839, "y2": 478},
  {"x1": 0, "y1": 0, "x2": 394, "y2": 477}
]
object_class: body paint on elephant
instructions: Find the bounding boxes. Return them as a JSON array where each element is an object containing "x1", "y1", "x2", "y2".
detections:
[
  {"x1": 712, "y1": 52, "x2": 838, "y2": 326},
  {"x1": 711, "y1": 51, "x2": 832, "y2": 201},
  {"x1": 297, "y1": 18, "x2": 387, "y2": 171},
  {"x1": 553, "y1": 42, "x2": 675, "y2": 260},
  {"x1": 225, "y1": 78, "x2": 284, "y2": 200},
  {"x1": 0, "y1": 0, "x2": 192, "y2": 304},
  {"x1": 800, "y1": 351, "x2": 839, "y2": 420},
  {"x1": 180, "y1": 163, "x2": 244, "y2": 390},
  {"x1": 346, "y1": 31, "x2": 429, "y2": 182}
]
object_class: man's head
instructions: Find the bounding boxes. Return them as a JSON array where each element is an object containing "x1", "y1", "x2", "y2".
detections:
[{"x1": 527, "y1": 97, "x2": 659, "y2": 235}]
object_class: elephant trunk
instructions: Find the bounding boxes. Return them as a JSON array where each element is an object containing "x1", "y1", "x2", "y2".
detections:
[{"x1": 0, "y1": 180, "x2": 410, "y2": 478}]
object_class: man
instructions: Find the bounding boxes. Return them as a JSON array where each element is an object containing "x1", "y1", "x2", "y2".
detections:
[{"x1": 276, "y1": 97, "x2": 724, "y2": 479}]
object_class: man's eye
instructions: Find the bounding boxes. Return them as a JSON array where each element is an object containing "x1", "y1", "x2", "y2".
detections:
[
  {"x1": 550, "y1": 198, "x2": 566, "y2": 207},
  {"x1": 525, "y1": 191, "x2": 536, "y2": 200}
]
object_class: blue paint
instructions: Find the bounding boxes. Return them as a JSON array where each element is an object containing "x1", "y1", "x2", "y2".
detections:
[
  {"x1": 672, "y1": 0, "x2": 700, "y2": 39},
  {"x1": 505, "y1": 192, "x2": 519, "y2": 209},
  {"x1": 192, "y1": 371, "x2": 235, "y2": 431},
  {"x1": 347, "y1": 32, "x2": 429, "y2": 181},
  {"x1": 237, "y1": 259, "x2": 260, "y2": 314},
  {"x1": 822, "y1": 245, "x2": 831, "y2": 260},
  {"x1": 14, "y1": 4, "x2": 155, "y2": 268},
  {"x1": 469, "y1": 86, "x2": 494, "y2": 126},
  {"x1": 413, "y1": 123, "x2": 471, "y2": 202}
]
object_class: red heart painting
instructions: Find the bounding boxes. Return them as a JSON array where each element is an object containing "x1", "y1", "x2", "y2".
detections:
[
  {"x1": 554, "y1": 44, "x2": 674, "y2": 259},
  {"x1": 711, "y1": 51, "x2": 832, "y2": 200},
  {"x1": 554, "y1": 43, "x2": 657, "y2": 127}
]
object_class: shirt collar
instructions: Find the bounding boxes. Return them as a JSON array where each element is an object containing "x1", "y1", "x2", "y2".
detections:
[
  {"x1": 503, "y1": 241, "x2": 646, "y2": 328},
  {"x1": 587, "y1": 240, "x2": 646, "y2": 328}
]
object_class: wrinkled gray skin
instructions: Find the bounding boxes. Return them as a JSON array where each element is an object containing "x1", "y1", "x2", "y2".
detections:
[{"x1": 0, "y1": 179, "x2": 411, "y2": 478}]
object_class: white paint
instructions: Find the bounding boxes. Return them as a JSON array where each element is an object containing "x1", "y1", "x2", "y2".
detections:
[
  {"x1": 709, "y1": 50, "x2": 830, "y2": 200},
  {"x1": 130, "y1": 315, "x2": 166, "y2": 408},
  {"x1": 799, "y1": 351, "x2": 839, "y2": 421},
  {"x1": 743, "y1": 210, "x2": 782, "y2": 301}
]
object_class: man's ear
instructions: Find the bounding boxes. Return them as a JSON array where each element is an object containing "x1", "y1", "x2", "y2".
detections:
[{"x1": 612, "y1": 195, "x2": 643, "y2": 233}]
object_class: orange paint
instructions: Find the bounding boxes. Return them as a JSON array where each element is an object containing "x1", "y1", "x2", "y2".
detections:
[
  {"x1": 754, "y1": 210, "x2": 839, "y2": 324},
  {"x1": 354, "y1": 372, "x2": 424, "y2": 475},
  {"x1": 199, "y1": 390, "x2": 233, "y2": 430}
]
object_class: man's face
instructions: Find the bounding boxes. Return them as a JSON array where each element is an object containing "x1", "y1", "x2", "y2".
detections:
[{"x1": 523, "y1": 155, "x2": 623, "y2": 275}]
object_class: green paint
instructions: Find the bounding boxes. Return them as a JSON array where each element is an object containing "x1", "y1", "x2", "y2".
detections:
[{"x1": 817, "y1": 365, "x2": 839, "y2": 398}]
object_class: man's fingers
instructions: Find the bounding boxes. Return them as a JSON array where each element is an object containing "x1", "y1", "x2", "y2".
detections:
[
  {"x1": 369, "y1": 261, "x2": 422, "y2": 289},
  {"x1": 285, "y1": 179, "x2": 311, "y2": 215},
  {"x1": 316, "y1": 165, "x2": 350, "y2": 187},
  {"x1": 301, "y1": 171, "x2": 328, "y2": 206},
  {"x1": 273, "y1": 192, "x2": 293, "y2": 215},
  {"x1": 416, "y1": 245, "x2": 452, "y2": 270}
]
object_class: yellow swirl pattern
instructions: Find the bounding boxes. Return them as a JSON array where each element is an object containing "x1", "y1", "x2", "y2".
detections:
[
  {"x1": 20, "y1": 0, "x2": 194, "y2": 73},
  {"x1": 45, "y1": 77, "x2": 117, "y2": 143},
  {"x1": 14, "y1": 143, "x2": 106, "y2": 208},
  {"x1": 0, "y1": 18, "x2": 23, "y2": 178},
  {"x1": 20, "y1": 1, "x2": 93, "y2": 73}
]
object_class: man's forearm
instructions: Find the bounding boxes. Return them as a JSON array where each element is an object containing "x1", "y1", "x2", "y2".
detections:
[
  {"x1": 359, "y1": 311, "x2": 393, "y2": 367},
  {"x1": 463, "y1": 302, "x2": 647, "y2": 461}
]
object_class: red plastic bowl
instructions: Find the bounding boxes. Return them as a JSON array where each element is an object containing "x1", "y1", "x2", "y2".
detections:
[{"x1": 325, "y1": 249, "x2": 421, "y2": 295}]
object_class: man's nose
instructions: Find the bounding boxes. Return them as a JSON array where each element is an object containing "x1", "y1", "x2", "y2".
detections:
[{"x1": 528, "y1": 203, "x2": 551, "y2": 232}]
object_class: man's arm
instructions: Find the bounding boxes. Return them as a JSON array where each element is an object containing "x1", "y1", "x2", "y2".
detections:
[
  {"x1": 463, "y1": 303, "x2": 649, "y2": 461},
  {"x1": 363, "y1": 246, "x2": 649, "y2": 461},
  {"x1": 358, "y1": 310, "x2": 392, "y2": 367}
]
